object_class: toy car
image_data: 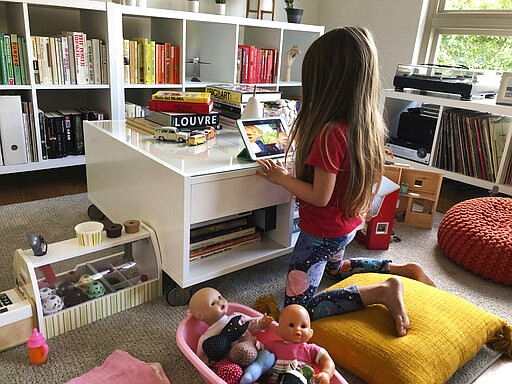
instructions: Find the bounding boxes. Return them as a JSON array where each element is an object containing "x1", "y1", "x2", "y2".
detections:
[
  {"x1": 188, "y1": 132, "x2": 207, "y2": 146},
  {"x1": 202, "y1": 126, "x2": 217, "y2": 140},
  {"x1": 154, "y1": 126, "x2": 189, "y2": 143}
]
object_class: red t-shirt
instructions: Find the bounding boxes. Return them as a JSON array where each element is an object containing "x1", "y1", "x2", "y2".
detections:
[{"x1": 297, "y1": 121, "x2": 363, "y2": 238}]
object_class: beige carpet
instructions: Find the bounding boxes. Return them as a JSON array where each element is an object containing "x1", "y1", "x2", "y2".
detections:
[{"x1": 0, "y1": 193, "x2": 510, "y2": 384}]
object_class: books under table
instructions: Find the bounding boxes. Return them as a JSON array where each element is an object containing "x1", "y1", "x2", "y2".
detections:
[
  {"x1": 189, "y1": 232, "x2": 262, "y2": 263},
  {"x1": 190, "y1": 224, "x2": 257, "y2": 251}
]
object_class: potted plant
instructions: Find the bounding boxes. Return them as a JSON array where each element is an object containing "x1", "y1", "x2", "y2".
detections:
[
  {"x1": 214, "y1": 0, "x2": 226, "y2": 15},
  {"x1": 284, "y1": 0, "x2": 303, "y2": 23}
]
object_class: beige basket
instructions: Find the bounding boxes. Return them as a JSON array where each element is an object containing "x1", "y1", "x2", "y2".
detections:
[{"x1": 74, "y1": 221, "x2": 104, "y2": 246}]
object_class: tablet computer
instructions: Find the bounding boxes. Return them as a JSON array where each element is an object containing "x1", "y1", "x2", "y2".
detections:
[{"x1": 236, "y1": 116, "x2": 292, "y2": 161}]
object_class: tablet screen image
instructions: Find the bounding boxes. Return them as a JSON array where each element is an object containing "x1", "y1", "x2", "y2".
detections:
[{"x1": 236, "y1": 117, "x2": 291, "y2": 161}]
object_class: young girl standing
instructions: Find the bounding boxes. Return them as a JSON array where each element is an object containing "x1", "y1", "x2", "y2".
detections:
[{"x1": 256, "y1": 27, "x2": 434, "y2": 337}]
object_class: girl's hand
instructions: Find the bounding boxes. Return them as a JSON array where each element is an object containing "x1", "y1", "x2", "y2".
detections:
[{"x1": 256, "y1": 159, "x2": 288, "y2": 185}]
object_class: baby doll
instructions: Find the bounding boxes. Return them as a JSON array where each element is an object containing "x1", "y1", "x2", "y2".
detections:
[
  {"x1": 188, "y1": 287, "x2": 275, "y2": 383},
  {"x1": 263, "y1": 304, "x2": 335, "y2": 384}
]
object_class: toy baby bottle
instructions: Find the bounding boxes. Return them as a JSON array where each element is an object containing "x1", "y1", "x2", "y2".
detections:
[{"x1": 27, "y1": 328, "x2": 48, "y2": 365}]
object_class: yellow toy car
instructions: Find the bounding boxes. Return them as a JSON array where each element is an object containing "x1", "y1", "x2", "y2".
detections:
[{"x1": 188, "y1": 132, "x2": 207, "y2": 146}]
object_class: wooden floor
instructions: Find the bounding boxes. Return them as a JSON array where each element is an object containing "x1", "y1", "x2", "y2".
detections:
[
  {"x1": 0, "y1": 166, "x2": 87, "y2": 206},
  {"x1": 0, "y1": 166, "x2": 510, "y2": 381}
]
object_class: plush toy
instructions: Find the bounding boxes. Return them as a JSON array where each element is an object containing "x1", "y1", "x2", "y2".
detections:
[
  {"x1": 276, "y1": 360, "x2": 315, "y2": 384},
  {"x1": 262, "y1": 304, "x2": 335, "y2": 384},
  {"x1": 188, "y1": 287, "x2": 276, "y2": 383}
]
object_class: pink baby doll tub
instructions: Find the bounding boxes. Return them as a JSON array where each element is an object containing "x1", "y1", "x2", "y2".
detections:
[{"x1": 176, "y1": 302, "x2": 348, "y2": 384}]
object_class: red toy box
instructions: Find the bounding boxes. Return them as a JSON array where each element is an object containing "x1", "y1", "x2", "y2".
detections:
[{"x1": 355, "y1": 176, "x2": 400, "y2": 250}]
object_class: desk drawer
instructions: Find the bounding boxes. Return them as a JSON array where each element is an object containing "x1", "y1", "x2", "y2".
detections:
[{"x1": 190, "y1": 174, "x2": 291, "y2": 224}]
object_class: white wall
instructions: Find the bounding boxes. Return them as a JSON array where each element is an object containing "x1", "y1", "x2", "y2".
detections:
[{"x1": 312, "y1": 0, "x2": 427, "y2": 88}]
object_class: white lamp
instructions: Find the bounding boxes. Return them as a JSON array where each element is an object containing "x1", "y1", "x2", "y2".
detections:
[{"x1": 241, "y1": 86, "x2": 263, "y2": 119}]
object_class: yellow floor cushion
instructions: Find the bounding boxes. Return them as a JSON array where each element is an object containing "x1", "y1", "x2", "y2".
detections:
[{"x1": 311, "y1": 273, "x2": 511, "y2": 384}]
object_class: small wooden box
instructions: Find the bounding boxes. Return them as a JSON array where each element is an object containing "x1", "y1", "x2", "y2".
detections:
[
  {"x1": 0, "y1": 288, "x2": 34, "y2": 351},
  {"x1": 385, "y1": 165, "x2": 443, "y2": 229}
]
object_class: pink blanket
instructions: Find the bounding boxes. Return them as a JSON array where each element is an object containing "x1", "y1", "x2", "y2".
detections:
[{"x1": 66, "y1": 349, "x2": 170, "y2": 384}]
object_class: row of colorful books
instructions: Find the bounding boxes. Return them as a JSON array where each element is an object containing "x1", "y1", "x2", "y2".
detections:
[
  {"x1": 38, "y1": 108, "x2": 108, "y2": 160},
  {"x1": 31, "y1": 32, "x2": 107, "y2": 86},
  {"x1": 0, "y1": 33, "x2": 29, "y2": 86},
  {"x1": 189, "y1": 216, "x2": 261, "y2": 263},
  {"x1": 123, "y1": 39, "x2": 180, "y2": 85},
  {"x1": 237, "y1": 45, "x2": 278, "y2": 84}
]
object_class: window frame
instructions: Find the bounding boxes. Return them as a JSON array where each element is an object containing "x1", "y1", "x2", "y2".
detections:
[{"x1": 417, "y1": 0, "x2": 512, "y2": 67}]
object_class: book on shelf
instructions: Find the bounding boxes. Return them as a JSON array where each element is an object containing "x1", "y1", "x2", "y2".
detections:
[
  {"x1": 190, "y1": 217, "x2": 249, "y2": 238},
  {"x1": 148, "y1": 99, "x2": 214, "y2": 114},
  {"x1": 190, "y1": 224, "x2": 257, "y2": 251},
  {"x1": 48, "y1": 36, "x2": 59, "y2": 85},
  {"x1": 57, "y1": 109, "x2": 86, "y2": 155},
  {"x1": 18, "y1": 36, "x2": 29, "y2": 85},
  {"x1": 489, "y1": 115, "x2": 512, "y2": 178},
  {"x1": 123, "y1": 38, "x2": 178, "y2": 85},
  {"x1": 42, "y1": 111, "x2": 65, "y2": 159},
  {"x1": 172, "y1": 45, "x2": 180, "y2": 84},
  {"x1": 2, "y1": 34, "x2": 15, "y2": 85},
  {"x1": 125, "y1": 102, "x2": 144, "y2": 118},
  {"x1": 22, "y1": 101, "x2": 37, "y2": 162},
  {"x1": 91, "y1": 38, "x2": 102, "y2": 85},
  {"x1": 0, "y1": 37, "x2": 9, "y2": 85},
  {"x1": 66, "y1": 31, "x2": 89, "y2": 85},
  {"x1": 10, "y1": 34, "x2": 22, "y2": 85},
  {"x1": 60, "y1": 36, "x2": 71, "y2": 85},
  {"x1": 205, "y1": 84, "x2": 281, "y2": 104},
  {"x1": 151, "y1": 90, "x2": 211, "y2": 103},
  {"x1": 237, "y1": 45, "x2": 278, "y2": 84},
  {"x1": 144, "y1": 110, "x2": 220, "y2": 131},
  {"x1": 189, "y1": 232, "x2": 262, "y2": 263}
]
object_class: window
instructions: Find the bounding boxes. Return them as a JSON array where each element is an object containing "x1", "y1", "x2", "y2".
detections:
[{"x1": 418, "y1": 0, "x2": 512, "y2": 71}]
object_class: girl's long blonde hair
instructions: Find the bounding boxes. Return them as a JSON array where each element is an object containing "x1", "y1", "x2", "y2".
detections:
[{"x1": 286, "y1": 27, "x2": 386, "y2": 218}]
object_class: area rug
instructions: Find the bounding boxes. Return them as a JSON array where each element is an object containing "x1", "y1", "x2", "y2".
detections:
[{"x1": 0, "y1": 193, "x2": 510, "y2": 384}]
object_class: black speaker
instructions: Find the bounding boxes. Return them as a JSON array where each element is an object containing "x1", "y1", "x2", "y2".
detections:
[{"x1": 397, "y1": 111, "x2": 436, "y2": 145}]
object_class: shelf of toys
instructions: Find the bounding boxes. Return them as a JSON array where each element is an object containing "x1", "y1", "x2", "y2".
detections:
[{"x1": 13, "y1": 222, "x2": 162, "y2": 339}]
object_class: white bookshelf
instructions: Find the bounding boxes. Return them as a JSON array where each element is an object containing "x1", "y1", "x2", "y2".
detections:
[
  {"x1": 0, "y1": 0, "x2": 323, "y2": 175},
  {"x1": 384, "y1": 89, "x2": 512, "y2": 195}
]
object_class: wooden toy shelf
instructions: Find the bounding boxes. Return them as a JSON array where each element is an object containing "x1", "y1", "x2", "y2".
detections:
[{"x1": 13, "y1": 222, "x2": 162, "y2": 338}]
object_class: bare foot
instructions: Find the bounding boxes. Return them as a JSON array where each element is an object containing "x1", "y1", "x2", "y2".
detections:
[
  {"x1": 359, "y1": 277, "x2": 410, "y2": 337},
  {"x1": 380, "y1": 277, "x2": 410, "y2": 336},
  {"x1": 389, "y1": 262, "x2": 436, "y2": 287}
]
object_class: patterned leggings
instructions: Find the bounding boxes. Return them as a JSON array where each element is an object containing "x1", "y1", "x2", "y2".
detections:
[{"x1": 284, "y1": 230, "x2": 391, "y2": 320}]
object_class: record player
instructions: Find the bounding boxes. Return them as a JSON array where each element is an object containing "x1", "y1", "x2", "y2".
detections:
[{"x1": 393, "y1": 64, "x2": 501, "y2": 100}]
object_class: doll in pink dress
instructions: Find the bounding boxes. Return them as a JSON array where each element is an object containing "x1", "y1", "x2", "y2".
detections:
[{"x1": 263, "y1": 304, "x2": 335, "y2": 384}]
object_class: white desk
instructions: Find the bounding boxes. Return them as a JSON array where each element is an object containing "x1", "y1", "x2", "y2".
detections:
[{"x1": 84, "y1": 120, "x2": 294, "y2": 288}]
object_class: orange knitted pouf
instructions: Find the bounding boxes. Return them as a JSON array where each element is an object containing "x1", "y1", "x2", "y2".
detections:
[{"x1": 438, "y1": 197, "x2": 512, "y2": 285}]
